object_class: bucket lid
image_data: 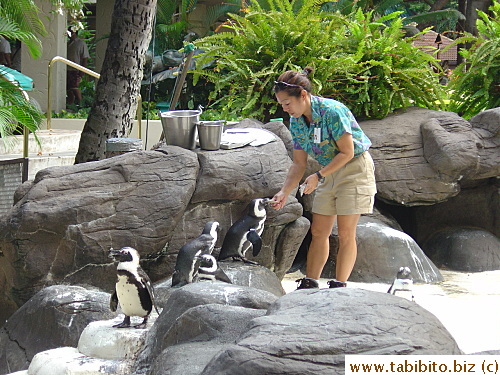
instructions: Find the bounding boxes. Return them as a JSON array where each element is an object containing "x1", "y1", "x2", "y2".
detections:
[
  {"x1": 196, "y1": 121, "x2": 225, "y2": 126},
  {"x1": 159, "y1": 109, "x2": 202, "y2": 117}
]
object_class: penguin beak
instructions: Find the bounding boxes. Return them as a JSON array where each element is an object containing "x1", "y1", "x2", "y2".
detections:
[
  {"x1": 108, "y1": 248, "x2": 122, "y2": 259},
  {"x1": 263, "y1": 198, "x2": 276, "y2": 206}
]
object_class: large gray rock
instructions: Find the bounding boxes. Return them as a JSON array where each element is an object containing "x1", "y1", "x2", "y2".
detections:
[
  {"x1": 191, "y1": 134, "x2": 291, "y2": 203},
  {"x1": 361, "y1": 107, "x2": 498, "y2": 206},
  {"x1": 421, "y1": 116, "x2": 480, "y2": 181},
  {"x1": 218, "y1": 263, "x2": 286, "y2": 296},
  {"x1": 161, "y1": 195, "x2": 304, "y2": 280},
  {"x1": 413, "y1": 181, "x2": 499, "y2": 243},
  {"x1": 155, "y1": 303, "x2": 265, "y2": 348},
  {"x1": 148, "y1": 342, "x2": 227, "y2": 375},
  {"x1": 137, "y1": 282, "x2": 278, "y2": 371},
  {"x1": 468, "y1": 108, "x2": 500, "y2": 180},
  {"x1": 0, "y1": 147, "x2": 199, "y2": 320},
  {"x1": 423, "y1": 227, "x2": 500, "y2": 272},
  {"x1": 318, "y1": 215, "x2": 443, "y2": 283},
  {"x1": 0, "y1": 285, "x2": 113, "y2": 374},
  {"x1": 0, "y1": 136, "x2": 305, "y2": 322},
  {"x1": 153, "y1": 264, "x2": 285, "y2": 308},
  {"x1": 200, "y1": 288, "x2": 462, "y2": 375}
]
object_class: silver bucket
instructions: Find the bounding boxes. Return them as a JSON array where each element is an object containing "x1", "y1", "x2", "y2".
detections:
[
  {"x1": 159, "y1": 109, "x2": 202, "y2": 149},
  {"x1": 196, "y1": 121, "x2": 225, "y2": 151}
]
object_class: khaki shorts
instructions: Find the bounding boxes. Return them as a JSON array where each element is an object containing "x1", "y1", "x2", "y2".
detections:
[{"x1": 312, "y1": 151, "x2": 376, "y2": 216}]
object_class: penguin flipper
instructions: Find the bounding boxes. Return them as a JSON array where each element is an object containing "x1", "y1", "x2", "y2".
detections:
[
  {"x1": 171, "y1": 270, "x2": 181, "y2": 287},
  {"x1": 387, "y1": 283, "x2": 394, "y2": 294},
  {"x1": 247, "y1": 229, "x2": 262, "y2": 257},
  {"x1": 138, "y1": 267, "x2": 159, "y2": 315},
  {"x1": 216, "y1": 269, "x2": 232, "y2": 284},
  {"x1": 110, "y1": 290, "x2": 118, "y2": 312}
]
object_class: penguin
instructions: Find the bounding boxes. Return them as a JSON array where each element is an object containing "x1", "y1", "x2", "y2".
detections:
[
  {"x1": 171, "y1": 220, "x2": 220, "y2": 287},
  {"x1": 108, "y1": 247, "x2": 159, "y2": 328},
  {"x1": 218, "y1": 198, "x2": 272, "y2": 264},
  {"x1": 387, "y1": 266, "x2": 415, "y2": 301},
  {"x1": 196, "y1": 253, "x2": 232, "y2": 284}
]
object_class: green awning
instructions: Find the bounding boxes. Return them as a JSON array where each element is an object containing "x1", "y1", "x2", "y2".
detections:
[{"x1": 0, "y1": 65, "x2": 34, "y2": 91}]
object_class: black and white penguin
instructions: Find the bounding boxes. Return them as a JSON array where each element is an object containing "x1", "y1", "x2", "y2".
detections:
[
  {"x1": 387, "y1": 266, "x2": 414, "y2": 301},
  {"x1": 218, "y1": 198, "x2": 272, "y2": 264},
  {"x1": 108, "y1": 247, "x2": 159, "y2": 328},
  {"x1": 171, "y1": 221, "x2": 220, "y2": 287},
  {"x1": 196, "y1": 254, "x2": 232, "y2": 284}
]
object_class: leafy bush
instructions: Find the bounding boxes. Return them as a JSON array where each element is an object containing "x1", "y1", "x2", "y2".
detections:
[
  {"x1": 446, "y1": 2, "x2": 499, "y2": 119},
  {"x1": 191, "y1": 0, "x2": 445, "y2": 121},
  {"x1": 0, "y1": 79, "x2": 43, "y2": 148}
]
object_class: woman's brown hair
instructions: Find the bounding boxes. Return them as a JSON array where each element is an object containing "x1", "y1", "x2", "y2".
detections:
[{"x1": 273, "y1": 67, "x2": 314, "y2": 97}]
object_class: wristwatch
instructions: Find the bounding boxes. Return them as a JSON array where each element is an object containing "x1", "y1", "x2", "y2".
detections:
[{"x1": 315, "y1": 170, "x2": 325, "y2": 183}]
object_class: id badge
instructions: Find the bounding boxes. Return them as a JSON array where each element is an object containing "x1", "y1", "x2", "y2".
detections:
[{"x1": 314, "y1": 127, "x2": 321, "y2": 144}]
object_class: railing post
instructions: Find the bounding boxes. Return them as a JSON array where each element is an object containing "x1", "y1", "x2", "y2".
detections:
[{"x1": 46, "y1": 56, "x2": 142, "y2": 140}]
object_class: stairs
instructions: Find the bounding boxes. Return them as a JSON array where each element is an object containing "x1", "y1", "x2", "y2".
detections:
[
  {"x1": 0, "y1": 129, "x2": 81, "y2": 179},
  {"x1": 0, "y1": 129, "x2": 81, "y2": 215}
]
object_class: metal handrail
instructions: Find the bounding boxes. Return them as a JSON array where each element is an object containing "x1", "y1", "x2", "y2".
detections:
[{"x1": 46, "y1": 56, "x2": 142, "y2": 138}]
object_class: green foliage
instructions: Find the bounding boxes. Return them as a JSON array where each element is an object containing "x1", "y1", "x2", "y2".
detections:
[
  {"x1": 0, "y1": 0, "x2": 85, "y2": 143},
  {"x1": 0, "y1": 79, "x2": 42, "y2": 149},
  {"x1": 319, "y1": 9, "x2": 445, "y2": 119},
  {"x1": 155, "y1": 0, "x2": 198, "y2": 51},
  {"x1": 191, "y1": 0, "x2": 445, "y2": 120},
  {"x1": 446, "y1": 2, "x2": 500, "y2": 119}
]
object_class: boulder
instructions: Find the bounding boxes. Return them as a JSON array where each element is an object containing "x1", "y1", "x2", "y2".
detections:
[
  {"x1": 421, "y1": 116, "x2": 480, "y2": 181},
  {"x1": 148, "y1": 342, "x2": 227, "y2": 375},
  {"x1": 154, "y1": 303, "x2": 265, "y2": 348},
  {"x1": 0, "y1": 135, "x2": 306, "y2": 322},
  {"x1": 191, "y1": 132, "x2": 291, "y2": 203},
  {"x1": 313, "y1": 215, "x2": 443, "y2": 283},
  {"x1": 0, "y1": 147, "x2": 199, "y2": 320},
  {"x1": 216, "y1": 263, "x2": 285, "y2": 296},
  {"x1": 468, "y1": 108, "x2": 500, "y2": 180},
  {"x1": 199, "y1": 288, "x2": 462, "y2": 375},
  {"x1": 153, "y1": 264, "x2": 285, "y2": 308},
  {"x1": 361, "y1": 107, "x2": 498, "y2": 206},
  {"x1": 423, "y1": 227, "x2": 500, "y2": 272},
  {"x1": 137, "y1": 282, "x2": 277, "y2": 371},
  {"x1": 26, "y1": 346, "x2": 130, "y2": 375},
  {"x1": 0, "y1": 285, "x2": 113, "y2": 374},
  {"x1": 413, "y1": 181, "x2": 499, "y2": 243}
]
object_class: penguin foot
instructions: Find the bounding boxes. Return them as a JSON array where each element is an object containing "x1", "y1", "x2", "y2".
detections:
[
  {"x1": 241, "y1": 257, "x2": 259, "y2": 265},
  {"x1": 113, "y1": 315, "x2": 131, "y2": 328},
  {"x1": 134, "y1": 317, "x2": 149, "y2": 329}
]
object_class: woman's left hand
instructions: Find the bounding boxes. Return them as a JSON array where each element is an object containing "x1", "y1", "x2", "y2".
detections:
[{"x1": 302, "y1": 174, "x2": 320, "y2": 195}]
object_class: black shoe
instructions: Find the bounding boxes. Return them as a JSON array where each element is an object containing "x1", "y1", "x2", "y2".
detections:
[
  {"x1": 327, "y1": 279, "x2": 347, "y2": 288},
  {"x1": 296, "y1": 277, "x2": 319, "y2": 290}
]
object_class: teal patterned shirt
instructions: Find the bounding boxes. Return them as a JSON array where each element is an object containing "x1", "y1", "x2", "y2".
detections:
[{"x1": 290, "y1": 95, "x2": 371, "y2": 166}]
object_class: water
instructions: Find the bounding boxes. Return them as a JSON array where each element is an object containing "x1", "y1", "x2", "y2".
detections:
[{"x1": 282, "y1": 270, "x2": 500, "y2": 354}]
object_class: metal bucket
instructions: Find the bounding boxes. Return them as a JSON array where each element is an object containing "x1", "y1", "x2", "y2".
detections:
[
  {"x1": 159, "y1": 109, "x2": 202, "y2": 149},
  {"x1": 197, "y1": 121, "x2": 225, "y2": 151}
]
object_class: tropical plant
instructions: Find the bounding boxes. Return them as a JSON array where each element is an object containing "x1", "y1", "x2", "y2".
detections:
[
  {"x1": 320, "y1": 0, "x2": 464, "y2": 33},
  {"x1": 191, "y1": 0, "x2": 445, "y2": 120},
  {"x1": 0, "y1": 0, "x2": 85, "y2": 147},
  {"x1": 0, "y1": 79, "x2": 43, "y2": 145},
  {"x1": 446, "y1": 1, "x2": 499, "y2": 119},
  {"x1": 318, "y1": 9, "x2": 446, "y2": 119}
]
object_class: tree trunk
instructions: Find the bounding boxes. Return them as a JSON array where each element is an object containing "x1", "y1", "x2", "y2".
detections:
[
  {"x1": 75, "y1": 0, "x2": 157, "y2": 163},
  {"x1": 465, "y1": 0, "x2": 492, "y2": 35}
]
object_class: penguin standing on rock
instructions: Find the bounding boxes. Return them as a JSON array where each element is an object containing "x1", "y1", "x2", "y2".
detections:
[
  {"x1": 171, "y1": 221, "x2": 220, "y2": 287},
  {"x1": 218, "y1": 198, "x2": 272, "y2": 264},
  {"x1": 109, "y1": 247, "x2": 159, "y2": 328},
  {"x1": 196, "y1": 253, "x2": 232, "y2": 283},
  {"x1": 387, "y1": 266, "x2": 415, "y2": 301}
]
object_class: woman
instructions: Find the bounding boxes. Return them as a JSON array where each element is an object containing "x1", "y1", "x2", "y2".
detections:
[{"x1": 271, "y1": 67, "x2": 376, "y2": 289}]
